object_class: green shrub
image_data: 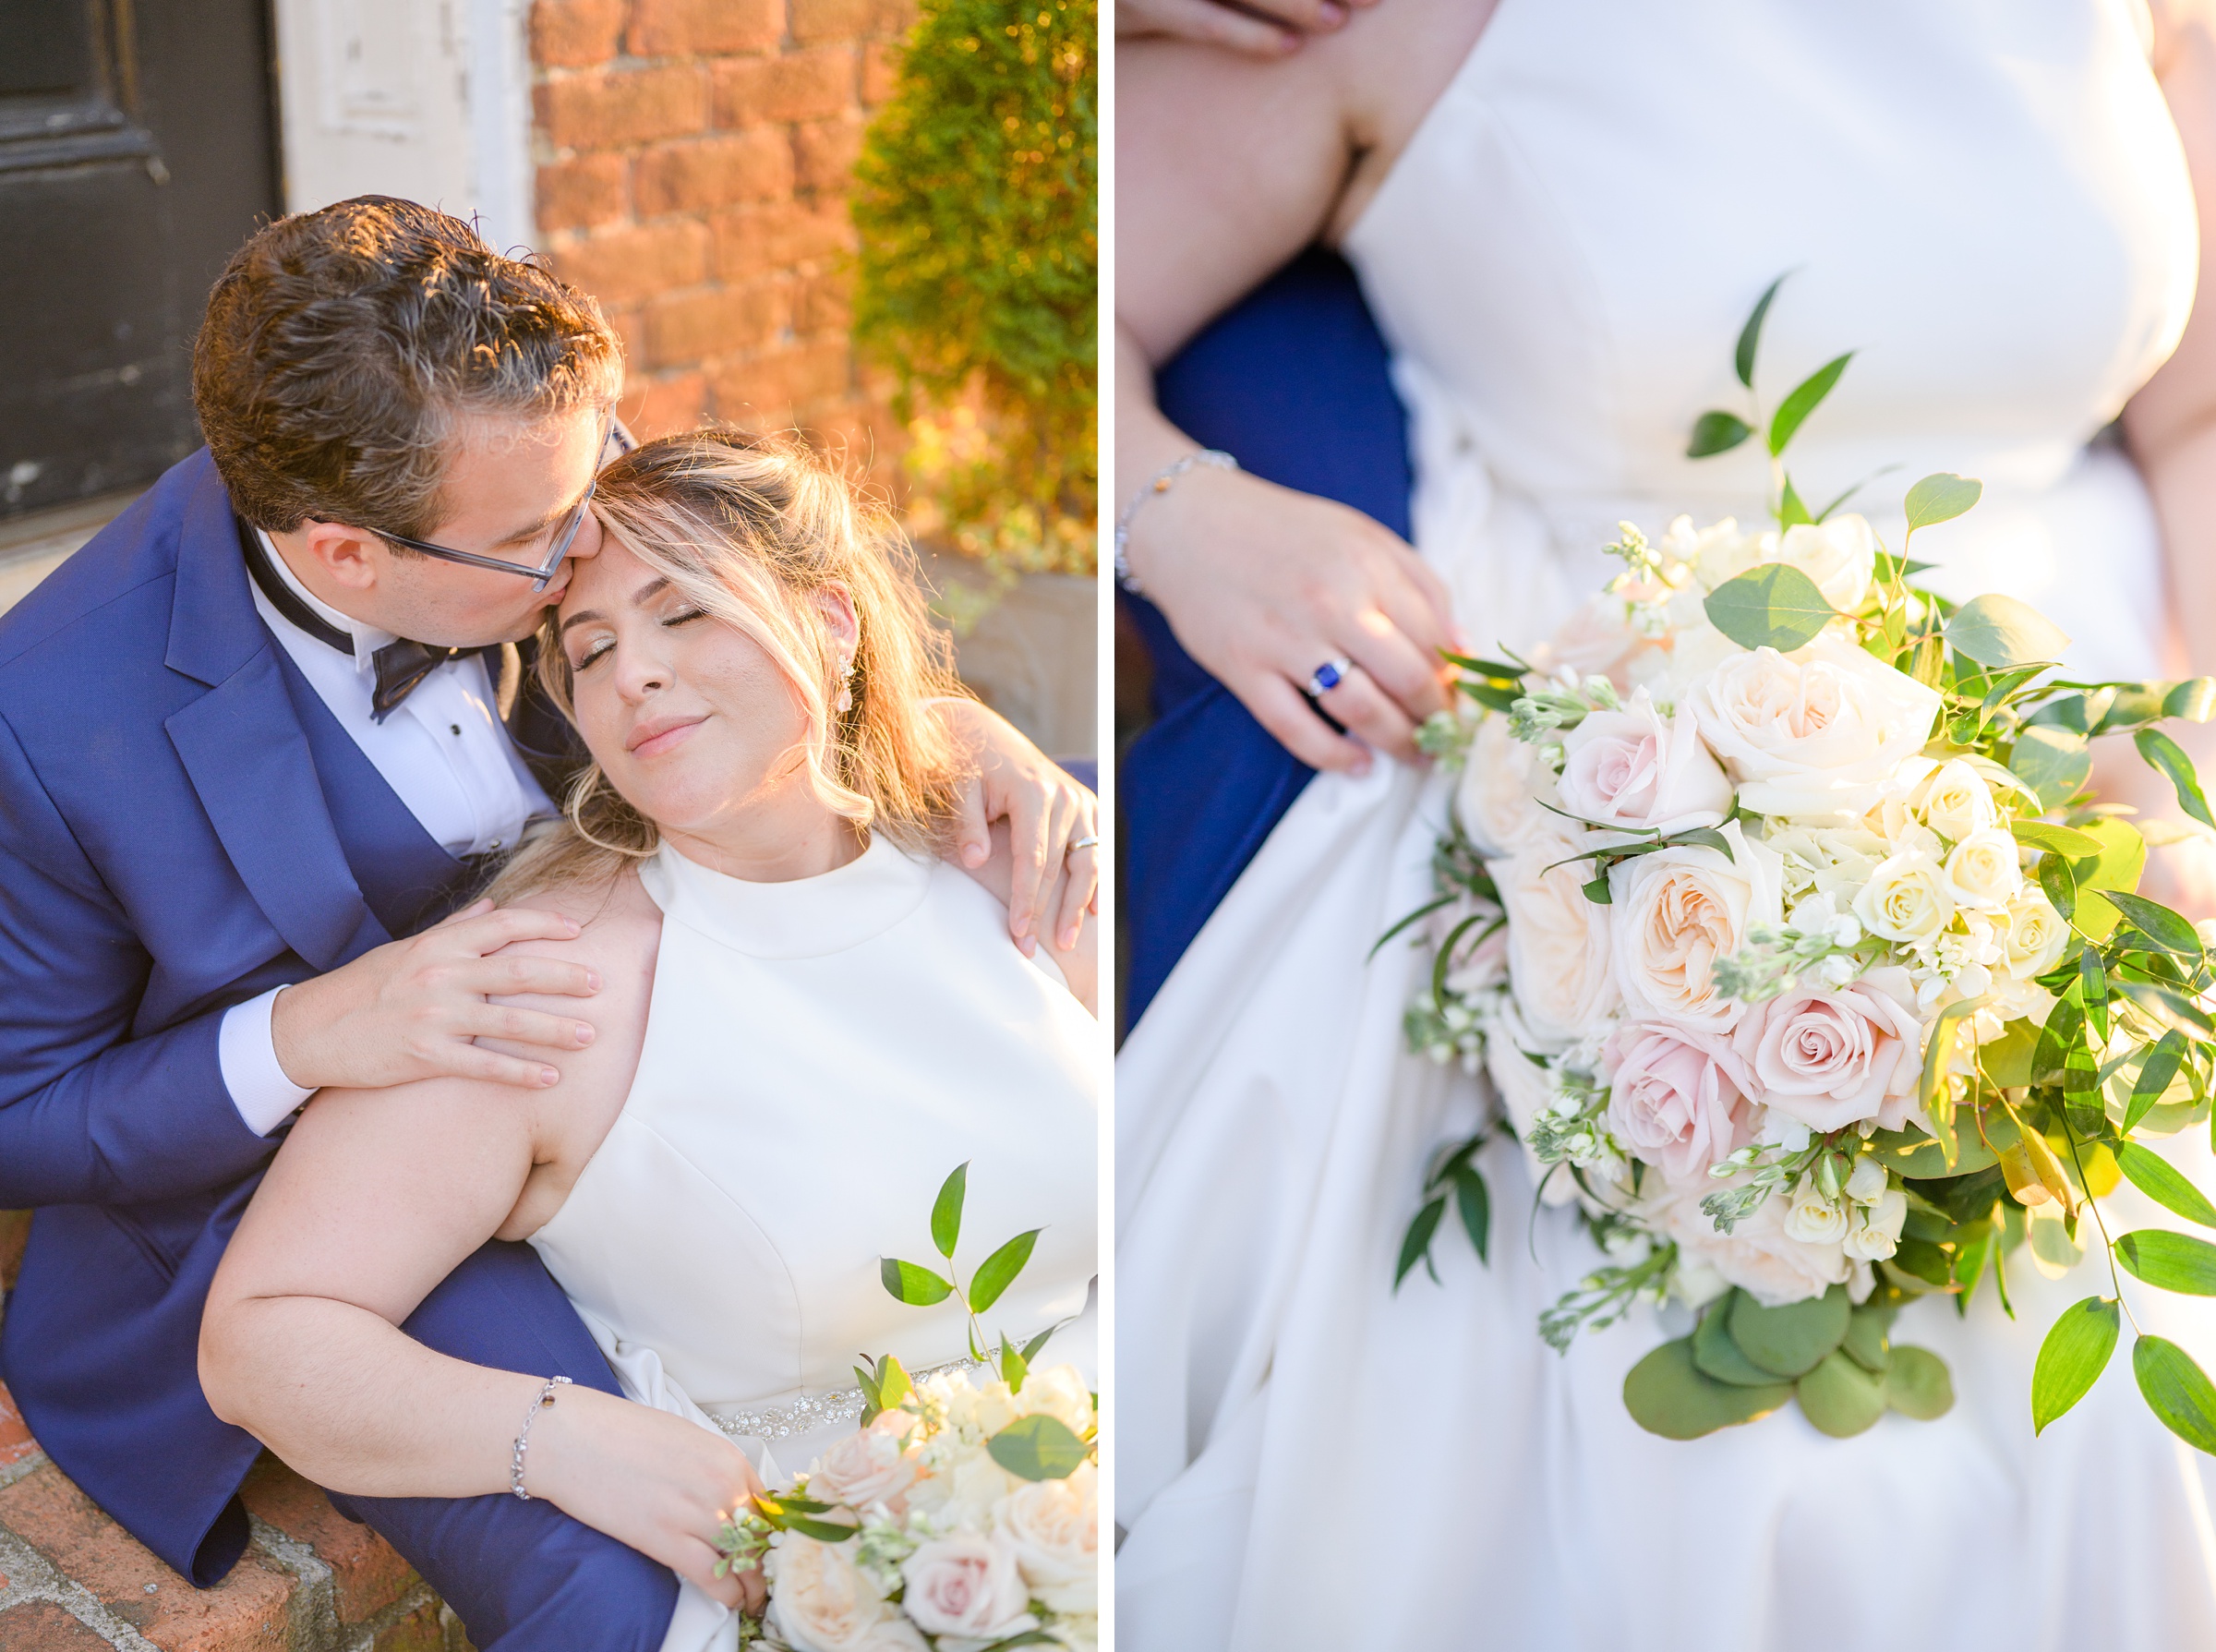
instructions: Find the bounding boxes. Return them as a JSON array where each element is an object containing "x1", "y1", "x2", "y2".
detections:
[{"x1": 850, "y1": 0, "x2": 1096, "y2": 575}]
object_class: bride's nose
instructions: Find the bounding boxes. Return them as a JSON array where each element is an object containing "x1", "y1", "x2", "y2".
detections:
[{"x1": 612, "y1": 639, "x2": 671, "y2": 701}]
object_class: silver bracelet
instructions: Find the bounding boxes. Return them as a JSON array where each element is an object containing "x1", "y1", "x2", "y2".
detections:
[
  {"x1": 1114, "y1": 449, "x2": 1237, "y2": 595},
  {"x1": 510, "y1": 1374, "x2": 572, "y2": 1501}
]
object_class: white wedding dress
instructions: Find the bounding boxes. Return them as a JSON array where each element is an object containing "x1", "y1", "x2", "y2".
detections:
[
  {"x1": 1117, "y1": 4, "x2": 2216, "y2": 1648},
  {"x1": 525, "y1": 837, "x2": 1099, "y2": 1652}
]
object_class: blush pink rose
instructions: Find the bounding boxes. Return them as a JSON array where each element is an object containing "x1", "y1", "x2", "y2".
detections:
[
  {"x1": 1602, "y1": 1021, "x2": 1757, "y2": 1179},
  {"x1": 807, "y1": 1421, "x2": 920, "y2": 1514},
  {"x1": 1556, "y1": 690, "x2": 1732, "y2": 836},
  {"x1": 899, "y1": 1535, "x2": 1034, "y2": 1642},
  {"x1": 1731, "y1": 965, "x2": 1923, "y2": 1132}
]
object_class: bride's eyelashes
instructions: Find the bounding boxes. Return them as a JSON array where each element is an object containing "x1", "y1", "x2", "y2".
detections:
[{"x1": 569, "y1": 608, "x2": 710, "y2": 672}]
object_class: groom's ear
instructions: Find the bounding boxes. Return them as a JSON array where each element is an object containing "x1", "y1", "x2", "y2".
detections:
[
  {"x1": 293, "y1": 520, "x2": 391, "y2": 593},
  {"x1": 813, "y1": 583, "x2": 859, "y2": 654}
]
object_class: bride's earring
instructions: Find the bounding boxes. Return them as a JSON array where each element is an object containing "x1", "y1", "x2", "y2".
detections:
[{"x1": 837, "y1": 656, "x2": 855, "y2": 715}]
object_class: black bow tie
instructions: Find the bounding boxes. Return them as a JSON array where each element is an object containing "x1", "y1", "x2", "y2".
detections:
[{"x1": 237, "y1": 517, "x2": 485, "y2": 722}]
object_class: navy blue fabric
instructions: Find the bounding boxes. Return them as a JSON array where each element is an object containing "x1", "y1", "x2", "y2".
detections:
[
  {"x1": 1120, "y1": 247, "x2": 1414, "y2": 1027},
  {"x1": 0, "y1": 449, "x2": 672, "y2": 1644}
]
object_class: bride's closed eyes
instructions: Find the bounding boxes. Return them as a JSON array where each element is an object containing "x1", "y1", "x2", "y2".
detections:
[{"x1": 566, "y1": 602, "x2": 711, "y2": 672}]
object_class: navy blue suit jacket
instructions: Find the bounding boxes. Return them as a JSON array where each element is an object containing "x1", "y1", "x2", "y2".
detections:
[{"x1": 0, "y1": 449, "x2": 588, "y2": 1582}]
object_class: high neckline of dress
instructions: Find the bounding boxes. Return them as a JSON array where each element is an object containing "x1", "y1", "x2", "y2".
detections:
[{"x1": 639, "y1": 833, "x2": 933, "y2": 959}]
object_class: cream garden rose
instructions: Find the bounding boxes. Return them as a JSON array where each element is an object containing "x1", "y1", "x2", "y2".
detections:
[
  {"x1": 993, "y1": 1461, "x2": 1098, "y2": 1615},
  {"x1": 1944, "y1": 826, "x2": 2025, "y2": 910},
  {"x1": 900, "y1": 1535, "x2": 1036, "y2": 1644},
  {"x1": 1647, "y1": 1173, "x2": 1849, "y2": 1307},
  {"x1": 2004, "y1": 887, "x2": 2070, "y2": 978},
  {"x1": 766, "y1": 1535, "x2": 923, "y2": 1652},
  {"x1": 1457, "y1": 712, "x2": 1559, "y2": 854},
  {"x1": 1854, "y1": 844, "x2": 1956, "y2": 943},
  {"x1": 1555, "y1": 688, "x2": 1733, "y2": 835},
  {"x1": 1610, "y1": 820, "x2": 1783, "y2": 1031},
  {"x1": 1915, "y1": 758, "x2": 1998, "y2": 841},
  {"x1": 1493, "y1": 833, "x2": 1620, "y2": 1045},
  {"x1": 807, "y1": 1417, "x2": 921, "y2": 1513},
  {"x1": 1685, "y1": 633, "x2": 1942, "y2": 819}
]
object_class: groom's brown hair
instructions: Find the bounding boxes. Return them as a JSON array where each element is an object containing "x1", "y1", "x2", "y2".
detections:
[{"x1": 192, "y1": 196, "x2": 622, "y2": 541}]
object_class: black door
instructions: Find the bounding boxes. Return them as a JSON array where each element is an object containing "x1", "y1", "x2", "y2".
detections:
[{"x1": 0, "y1": 0, "x2": 279, "y2": 520}]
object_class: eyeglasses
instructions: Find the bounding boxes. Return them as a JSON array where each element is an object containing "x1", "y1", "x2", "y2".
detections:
[{"x1": 370, "y1": 416, "x2": 618, "y2": 592}]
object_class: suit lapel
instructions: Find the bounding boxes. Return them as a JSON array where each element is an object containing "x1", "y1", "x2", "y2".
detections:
[{"x1": 161, "y1": 468, "x2": 386, "y2": 972}]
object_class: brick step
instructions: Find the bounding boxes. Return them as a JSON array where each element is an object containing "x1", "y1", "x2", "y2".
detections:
[{"x1": 0, "y1": 1213, "x2": 466, "y2": 1650}]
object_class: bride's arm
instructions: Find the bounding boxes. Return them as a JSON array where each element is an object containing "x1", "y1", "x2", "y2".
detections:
[
  {"x1": 1115, "y1": 13, "x2": 1481, "y2": 769},
  {"x1": 199, "y1": 911, "x2": 767, "y2": 1604},
  {"x1": 2119, "y1": 3, "x2": 2216, "y2": 911}
]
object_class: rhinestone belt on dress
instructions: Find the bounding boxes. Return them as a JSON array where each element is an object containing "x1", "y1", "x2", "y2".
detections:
[{"x1": 705, "y1": 1356, "x2": 990, "y2": 1444}]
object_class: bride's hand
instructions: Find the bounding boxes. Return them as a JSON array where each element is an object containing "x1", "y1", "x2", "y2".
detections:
[
  {"x1": 528, "y1": 1386, "x2": 769, "y2": 1613},
  {"x1": 1121, "y1": 462, "x2": 1459, "y2": 771}
]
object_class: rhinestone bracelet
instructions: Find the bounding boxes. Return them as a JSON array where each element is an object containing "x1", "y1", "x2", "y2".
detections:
[
  {"x1": 1113, "y1": 448, "x2": 1237, "y2": 595},
  {"x1": 510, "y1": 1375, "x2": 572, "y2": 1501}
]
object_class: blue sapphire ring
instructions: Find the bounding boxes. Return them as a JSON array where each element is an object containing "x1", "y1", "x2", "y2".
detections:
[{"x1": 1304, "y1": 657, "x2": 1354, "y2": 698}]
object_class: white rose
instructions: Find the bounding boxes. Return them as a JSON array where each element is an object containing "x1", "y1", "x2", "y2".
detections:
[
  {"x1": 1637, "y1": 621, "x2": 1746, "y2": 704},
  {"x1": 1853, "y1": 848, "x2": 1956, "y2": 943},
  {"x1": 1456, "y1": 714, "x2": 1557, "y2": 855},
  {"x1": 1685, "y1": 633, "x2": 1943, "y2": 820},
  {"x1": 1783, "y1": 1176, "x2": 1849, "y2": 1244},
  {"x1": 1610, "y1": 820, "x2": 1784, "y2": 1031},
  {"x1": 1845, "y1": 1155, "x2": 1888, "y2": 1204},
  {"x1": 1555, "y1": 689, "x2": 1733, "y2": 836},
  {"x1": 1943, "y1": 827, "x2": 2023, "y2": 911},
  {"x1": 900, "y1": 1535, "x2": 1036, "y2": 1644},
  {"x1": 1012, "y1": 1365, "x2": 1095, "y2": 1439},
  {"x1": 765, "y1": 1535, "x2": 922, "y2": 1652},
  {"x1": 1915, "y1": 759, "x2": 1998, "y2": 842},
  {"x1": 2004, "y1": 889, "x2": 2069, "y2": 979},
  {"x1": 1491, "y1": 833, "x2": 1619, "y2": 1046},
  {"x1": 1668, "y1": 514, "x2": 1764, "y2": 592},
  {"x1": 1842, "y1": 1188, "x2": 1909, "y2": 1261},
  {"x1": 1644, "y1": 1174, "x2": 1849, "y2": 1307},
  {"x1": 808, "y1": 1423, "x2": 921, "y2": 1513},
  {"x1": 1766, "y1": 515, "x2": 1877, "y2": 613},
  {"x1": 992, "y1": 1462, "x2": 1098, "y2": 1615}
]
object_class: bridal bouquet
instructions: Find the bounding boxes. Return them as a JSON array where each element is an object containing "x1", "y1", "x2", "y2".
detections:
[
  {"x1": 1396, "y1": 278, "x2": 2216, "y2": 1450},
  {"x1": 719, "y1": 1166, "x2": 1098, "y2": 1650}
]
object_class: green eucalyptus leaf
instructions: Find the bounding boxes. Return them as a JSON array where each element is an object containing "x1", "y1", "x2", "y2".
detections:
[
  {"x1": 2124, "y1": 1031, "x2": 2191, "y2": 1133},
  {"x1": 1688, "y1": 410, "x2": 1754, "y2": 459},
  {"x1": 1623, "y1": 1337, "x2": 1790, "y2": 1439},
  {"x1": 931, "y1": 1162, "x2": 969, "y2": 1260},
  {"x1": 881, "y1": 1258, "x2": 956, "y2": 1306},
  {"x1": 1903, "y1": 473, "x2": 1984, "y2": 531},
  {"x1": 1778, "y1": 474, "x2": 1813, "y2": 527},
  {"x1": 1767, "y1": 352, "x2": 1854, "y2": 456},
  {"x1": 1885, "y1": 1345, "x2": 1957, "y2": 1420},
  {"x1": 1945, "y1": 593, "x2": 2073, "y2": 669},
  {"x1": 1841, "y1": 1303, "x2": 1895, "y2": 1373},
  {"x1": 2116, "y1": 1229, "x2": 2216, "y2": 1296},
  {"x1": 1736, "y1": 273, "x2": 1786, "y2": 388},
  {"x1": 2105, "y1": 889, "x2": 2204, "y2": 956},
  {"x1": 2032, "y1": 1296, "x2": 2120, "y2": 1434},
  {"x1": 2011, "y1": 820, "x2": 2103, "y2": 858},
  {"x1": 1979, "y1": 1019, "x2": 2040, "y2": 1090},
  {"x1": 2167, "y1": 677, "x2": 2216, "y2": 723},
  {"x1": 2115, "y1": 1138, "x2": 2216, "y2": 1227},
  {"x1": 1795, "y1": 1349, "x2": 1887, "y2": 1437},
  {"x1": 2135, "y1": 727, "x2": 2216, "y2": 829},
  {"x1": 1919, "y1": 997, "x2": 1990, "y2": 1169},
  {"x1": 986, "y1": 1414, "x2": 1089, "y2": 1481},
  {"x1": 1868, "y1": 1123, "x2": 1998, "y2": 1179},
  {"x1": 2013, "y1": 727, "x2": 2095, "y2": 813},
  {"x1": 782, "y1": 1514, "x2": 862, "y2": 1543},
  {"x1": 998, "y1": 1332, "x2": 1028, "y2": 1391},
  {"x1": 2070, "y1": 817, "x2": 2149, "y2": 943},
  {"x1": 1729, "y1": 1285, "x2": 1852, "y2": 1378},
  {"x1": 1020, "y1": 1325, "x2": 1056, "y2": 1364},
  {"x1": 1692, "y1": 1295, "x2": 1783, "y2": 1386},
  {"x1": 968, "y1": 1228, "x2": 1042, "y2": 1314},
  {"x1": 2134, "y1": 1334, "x2": 2216, "y2": 1454},
  {"x1": 2040, "y1": 850, "x2": 2078, "y2": 922},
  {"x1": 1704, "y1": 563, "x2": 1841, "y2": 653}
]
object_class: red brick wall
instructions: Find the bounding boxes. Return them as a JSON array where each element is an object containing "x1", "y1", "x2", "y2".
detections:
[{"x1": 530, "y1": 0, "x2": 915, "y2": 462}]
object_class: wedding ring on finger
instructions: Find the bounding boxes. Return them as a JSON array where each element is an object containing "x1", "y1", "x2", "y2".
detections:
[
  {"x1": 1066, "y1": 834, "x2": 1101, "y2": 856},
  {"x1": 1303, "y1": 657, "x2": 1354, "y2": 699}
]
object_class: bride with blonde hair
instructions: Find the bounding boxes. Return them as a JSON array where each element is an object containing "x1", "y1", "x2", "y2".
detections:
[{"x1": 201, "y1": 428, "x2": 1099, "y2": 1651}]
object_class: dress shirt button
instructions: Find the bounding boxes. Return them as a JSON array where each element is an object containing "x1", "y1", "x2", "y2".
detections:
[{"x1": 451, "y1": 723, "x2": 463, "y2": 736}]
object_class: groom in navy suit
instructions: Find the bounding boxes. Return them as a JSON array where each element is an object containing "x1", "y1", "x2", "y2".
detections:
[{"x1": 0, "y1": 198, "x2": 1083, "y2": 1647}]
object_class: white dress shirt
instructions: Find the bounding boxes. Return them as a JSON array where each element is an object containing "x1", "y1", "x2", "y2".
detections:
[{"x1": 217, "y1": 531, "x2": 557, "y2": 1134}]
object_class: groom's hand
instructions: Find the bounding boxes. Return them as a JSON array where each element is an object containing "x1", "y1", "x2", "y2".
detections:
[
  {"x1": 936, "y1": 698, "x2": 1101, "y2": 955},
  {"x1": 270, "y1": 901, "x2": 602, "y2": 1092}
]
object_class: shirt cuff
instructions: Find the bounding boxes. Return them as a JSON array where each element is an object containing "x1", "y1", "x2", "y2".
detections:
[{"x1": 218, "y1": 986, "x2": 315, "y2": 1137}]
